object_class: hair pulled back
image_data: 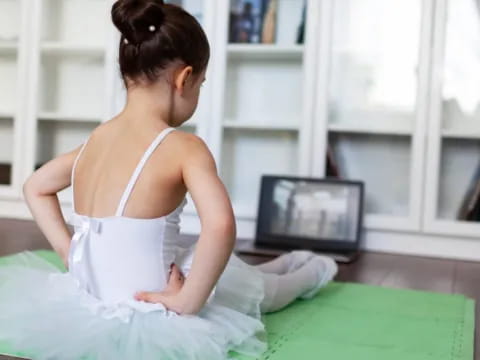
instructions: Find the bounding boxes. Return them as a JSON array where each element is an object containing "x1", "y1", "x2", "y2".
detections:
[{"x1": 111, "y1": 0, "x2": 210, "y2": 85}]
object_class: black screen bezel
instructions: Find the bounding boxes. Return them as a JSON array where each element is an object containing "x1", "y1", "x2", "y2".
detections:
[{"x1": 255, "y1": 175, "x2": 364, "y2": 253}]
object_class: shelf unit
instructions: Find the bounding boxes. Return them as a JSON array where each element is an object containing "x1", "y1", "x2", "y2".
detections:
[
  {"x1": 35, "y1": 0, "x2": 111, "y2": 204},
  {"x1": 2, "y1": 0, "x2": 480, "y2": 260},
  {"x1": 199, "y1": 1, "x2": 317, "y2": 220},
  {"x1": 0, "y1": 0, "x2": 28, "y2": 198},
  {"x1": 423, "y1": 0, "x2": 480, "y2": 239}
]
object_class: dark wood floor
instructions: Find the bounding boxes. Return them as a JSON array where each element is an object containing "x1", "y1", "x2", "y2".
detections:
[{"x1": 0, "y1": 217, "x2": 477, "y2": 360}]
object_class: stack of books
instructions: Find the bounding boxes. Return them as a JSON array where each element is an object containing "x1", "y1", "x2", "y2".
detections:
[{"x1": 229, "y1": 0, "x2": 306, "y2": 45}]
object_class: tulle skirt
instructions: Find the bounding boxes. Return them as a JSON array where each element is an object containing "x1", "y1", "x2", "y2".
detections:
[{"x1": 0, "y1": 251, "x2": 267, "y2": 360}]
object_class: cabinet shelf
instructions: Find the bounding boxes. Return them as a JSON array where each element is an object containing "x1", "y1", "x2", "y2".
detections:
[
  {"x1": 41, "y1": 42, "x2": 105, "y2": 58},
  {"x1": 442, "y1": 128, "x2": 480, "y2": 140},
  {"x1": 227, "y1": 44, "x2": 304, "y2": 60},
  {"x1": 0, "y1": 41, "x2": 17, "y2": 54},
  {"x1": 0, "y1": 111, "x2": 14, "y2": 119},
  {"x1": 328, "y1": 122, "x2": 413, "y2": 136},
  {"x1": 223, "y1": 120, "x2": 298, "y2": 131},
  {"x1": 38, "y1": 112, "x2": 102, "y2": 123}
]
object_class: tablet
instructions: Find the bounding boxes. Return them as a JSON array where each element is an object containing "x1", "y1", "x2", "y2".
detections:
[{"x1": 255, "y1": 175, "x2": 364, "y2": 253}]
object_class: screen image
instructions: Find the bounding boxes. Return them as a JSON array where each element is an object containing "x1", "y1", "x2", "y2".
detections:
[{"x1": 266, "y1": 180, "x2": 361, "y2": 242}]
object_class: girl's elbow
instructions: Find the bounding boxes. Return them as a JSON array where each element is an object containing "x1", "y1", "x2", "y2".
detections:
[
  {"x1": 216, "y1": 216, "x2": 236, "y2": 241},
  {"x1": 23, "y1": 174, "x2": 44, "y2": 200},
  {"x1": 203, "y1": 217, "x2": 236, "y2": 244},
  {"x1": 22, "y1": 176, "x2": 36, "y2": 198}
]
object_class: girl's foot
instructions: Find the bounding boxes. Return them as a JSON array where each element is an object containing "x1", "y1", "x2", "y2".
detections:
[
  {"x1": 300, "y1": 256, "x2": 338, "y2": 300},
  {"x1": 283, "y1": 250, "x2": 317, "y2": 273}
]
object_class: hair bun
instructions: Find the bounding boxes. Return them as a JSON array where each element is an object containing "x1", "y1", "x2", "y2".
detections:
[{"x1": 112, "y1": 0, "x2": 165, "y2": 44}]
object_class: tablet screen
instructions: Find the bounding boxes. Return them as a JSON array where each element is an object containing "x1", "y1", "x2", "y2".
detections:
[{"x1": 257, "y1": 176, "x2": 363, "y2": 250}]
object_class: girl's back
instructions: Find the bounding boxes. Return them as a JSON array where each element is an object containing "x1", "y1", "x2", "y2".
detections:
[{"x1": 73, "y1": 117, "x2": 187, "y2": 219}]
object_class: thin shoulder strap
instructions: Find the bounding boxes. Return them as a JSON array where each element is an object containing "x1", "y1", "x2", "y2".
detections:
[
  {"x1": 115, "y1": 127, "x2": 176, "y2": 216},
  {"x1": 71, "y1": 134, "x2": 93, "y2": 213}
]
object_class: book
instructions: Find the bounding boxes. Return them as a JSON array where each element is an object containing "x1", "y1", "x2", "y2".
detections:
[
  {"x1": 229, "y1": 0, "x2": 267, "y2": 43},
  {"x1": 326, "y1": 146, "x2": 340, "y2": 178},
  {"x1": 457, "y1": 162, "x2": 480, "y2": 221},
  {"x1": 261, "y1": 0, "x2": 277, "y2": 44},
  {"x1": 276, "y1": 0, "x2": 304, "y2": 45},
  {"x1": 297, "y1": 2, "x2": 306, "y2": 44}
]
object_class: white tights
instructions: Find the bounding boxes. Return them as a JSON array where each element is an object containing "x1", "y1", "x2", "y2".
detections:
[{"x1": 256, "y1": 252, "x2": 332, "y2": 313}]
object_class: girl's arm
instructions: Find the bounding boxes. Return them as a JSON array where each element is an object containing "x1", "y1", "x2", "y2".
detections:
[
  {"x1": 136, "y1": 136, "x2": 236, "y2": 314},
  {"x1": 23, "y1": 147, "x2": 80, "y2": 267},
  {"x1": 176, "y1": 137, "x2": 236, "y2": 314}
]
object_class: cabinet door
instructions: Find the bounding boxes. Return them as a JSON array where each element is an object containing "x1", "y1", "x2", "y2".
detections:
[
  {"x1": 214, "y1": 0, "x2": 314, "y2": 219},
  {"x1": 0, "y1": 0, "x2": 25, "y2": 194},
  {"x1": 34, "y1": 0, "x2": 111, "y2": 204},
  {"x1": 424, "y1": 0, "x2": 480, "y2": 237},
  {"x1": 320, "y1": 0, "x2": 431, "y2": 230}
]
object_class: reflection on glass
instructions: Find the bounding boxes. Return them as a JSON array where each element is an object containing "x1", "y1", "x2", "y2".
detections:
[
  {"x1": 442, "y1": 0, "x2": 480, "y2": 132},
  {"x1": 269, "y1": 180, "x2": 361, "y2": 242},
  {"x1": 328, "y1": 0, "x2": 421, "y2": 129}
]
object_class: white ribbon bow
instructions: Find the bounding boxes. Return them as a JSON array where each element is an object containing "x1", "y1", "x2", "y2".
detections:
[{"x1": 68, "y1": 214, "x2": 102, "y2": 263}]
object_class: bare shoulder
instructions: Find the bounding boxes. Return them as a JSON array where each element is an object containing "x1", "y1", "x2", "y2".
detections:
[
  {"x1": 168, "y1": 129, "x2": 208, "y2": 149},
  {"x1": 168, "y1": 130, "x2": 216, "y2": 166}
]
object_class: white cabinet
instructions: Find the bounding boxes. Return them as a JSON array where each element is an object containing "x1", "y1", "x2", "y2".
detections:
[
  {"x1": 320, "y1": 0, "x2": 433, "y2": 232},
  {"x1": 424, "y1": 0, "x2": 480, "y2": 238},
  {"x1": 205, "y1": 0, "x2": 317, "y2": 219},
  {"x1": 0, "y1": 0, "x2": 28, "y2": 196}
]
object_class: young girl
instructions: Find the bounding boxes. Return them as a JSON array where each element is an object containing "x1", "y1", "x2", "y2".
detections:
[{"x1": 0, "y1": 1, "x2": 337, "y2": 359}]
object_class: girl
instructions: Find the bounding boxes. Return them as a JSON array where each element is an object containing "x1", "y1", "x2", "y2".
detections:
[{"x1": 0, "y1": 1, "x2": 337, "y2": 359}]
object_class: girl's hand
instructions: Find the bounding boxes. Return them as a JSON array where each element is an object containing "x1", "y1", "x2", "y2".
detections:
[
  {"x1": 60, "y1": 245, "x2": 70, "y2": 270},
  {"x1": 134, "y1": 264, "x2": 187, "y2": 314}
]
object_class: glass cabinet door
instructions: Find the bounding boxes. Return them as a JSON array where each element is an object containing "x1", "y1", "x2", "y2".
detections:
[
  {"x1": 428, "y1": 0, "x2": 480, "y2": 235},
  {"x1": 325, "y1": 0, "x2": 426, "y2": 229},
  {"x1": 0, "y1": 0, "x2": 22, "y2": 189},
  {"x1": 219, "y1": 0, "x2": 308, "y2": 218}
]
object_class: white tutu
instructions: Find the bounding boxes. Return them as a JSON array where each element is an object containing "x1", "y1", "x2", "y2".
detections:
[{"x1": 0, "y1": 251, "x2": 267, "y2": 360}]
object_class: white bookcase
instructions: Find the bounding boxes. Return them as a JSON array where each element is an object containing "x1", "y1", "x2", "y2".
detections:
[
  {"x1": 0, "y1": 0, "x2": 28, "y2": 198},
  {"x1": 1, "y1": 0, "x2": 480, "y2": 261},
  {"x1": 424, "y1": 0, "x2": 480, "y2": 238}
]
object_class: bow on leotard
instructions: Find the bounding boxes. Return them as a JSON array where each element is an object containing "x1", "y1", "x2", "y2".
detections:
[{"x1": 68, "y1": 214, "x2": 102, "y2": 263}]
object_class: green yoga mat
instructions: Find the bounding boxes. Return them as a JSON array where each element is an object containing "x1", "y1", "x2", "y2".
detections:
[{"x1": 0, "y1": 250, "x2": 475, "y2": 360}]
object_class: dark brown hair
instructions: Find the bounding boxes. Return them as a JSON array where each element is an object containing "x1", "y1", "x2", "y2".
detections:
[{"x1": 111, "y1": 0, "x2": 210, "y2": 86}]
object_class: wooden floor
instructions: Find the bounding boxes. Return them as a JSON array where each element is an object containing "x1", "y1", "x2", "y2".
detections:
[{"x1": 0, "y1": 217, "x2": 477, "y2": 359}]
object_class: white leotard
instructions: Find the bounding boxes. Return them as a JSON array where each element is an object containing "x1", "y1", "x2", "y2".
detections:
[{"x1": 67, "y1": 127, "x2": 193, "y2": 308}]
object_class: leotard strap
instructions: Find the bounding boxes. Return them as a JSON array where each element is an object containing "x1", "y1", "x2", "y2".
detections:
[{"x1": 115, "y1": 127, "x2": 176, "y2": 217}]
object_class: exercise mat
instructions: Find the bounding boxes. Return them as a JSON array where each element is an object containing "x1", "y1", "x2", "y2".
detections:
[{"x1": 0, "y1": 251, "x2": 474, "y2": 360}]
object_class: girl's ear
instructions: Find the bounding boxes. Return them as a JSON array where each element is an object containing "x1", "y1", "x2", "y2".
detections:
[{"x1": 174, "y1": 65, "x2": 193, "y2": 95}]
